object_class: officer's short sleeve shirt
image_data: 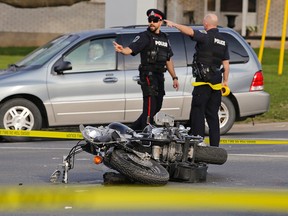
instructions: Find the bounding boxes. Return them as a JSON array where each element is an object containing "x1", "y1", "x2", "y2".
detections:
[
  {"x1": 128, "y1": 32, "x2": 150, "y2": 56},
  {"x1": 192, "y1": 29, "x2": 207, "y2": 43},
  {"x1": 192, "y1": 28, "x2": 230, "y2": 61}
]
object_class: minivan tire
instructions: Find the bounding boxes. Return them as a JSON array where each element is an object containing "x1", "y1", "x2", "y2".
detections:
[
  {"x1": 205, "y1": 97, "x2": 236, "y2": 135},
  {"x1": 0, "y1": 98, "x2": 42, "y2": 142}
]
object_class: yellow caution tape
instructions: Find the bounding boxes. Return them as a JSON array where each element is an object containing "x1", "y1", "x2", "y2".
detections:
[
  {"x1": 192, "y1": 82, "x2": 230, "y2": 96},
  {"x1": 0, "y1": 129, "x2": 287, "y2": 144},
  {"x1": 0, "y1": 186, "x2": 288, "y2": 212},
  {"x1": 205, "y1": 138, "x2": 288, "y2": 145},
  {"x1": 0, "y1": 129, "x2": 82, "y2": 139}
]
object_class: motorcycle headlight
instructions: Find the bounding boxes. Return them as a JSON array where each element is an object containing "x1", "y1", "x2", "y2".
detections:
[
  {"x1": 85, "y1": 126, "x2": 102, "y2": 139},
  {"x1": 151, "y1": 128, "x2": 167, "y2": 140}
]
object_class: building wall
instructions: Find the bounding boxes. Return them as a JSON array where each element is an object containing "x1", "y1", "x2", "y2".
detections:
[
  {"x1": 0, "y1": 1, "x2": 105, "y2": 33},
  {"x1": 0, "y1": 0, "x2": 105, "y2": 46},
  {"x1": 0, "y1": 0, "x2": 286, "y2": 47},
  {"x1": 258, "y1": 0, "x2": 286, "y2": 37}
]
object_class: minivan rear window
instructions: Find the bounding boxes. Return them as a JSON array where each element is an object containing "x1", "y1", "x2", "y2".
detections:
[
  {"x1": 222, "y1": 33, "x2": 249, "y2": 64},
  {"x1": 184, "y1": 32, "x2": 249, "y2": 64}
]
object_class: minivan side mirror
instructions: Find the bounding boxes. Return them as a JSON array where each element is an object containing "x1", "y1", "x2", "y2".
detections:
[{"x1": 54, "y1": 61, "x2": 72, "y2": 74}]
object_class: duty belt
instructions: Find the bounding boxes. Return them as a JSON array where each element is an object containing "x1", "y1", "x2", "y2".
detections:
[{"x1": 139, "y1": 64, "x2": 166, "y2": 73}]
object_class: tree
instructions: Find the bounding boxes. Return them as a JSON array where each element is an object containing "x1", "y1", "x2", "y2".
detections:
[{"x1": 0, "y1": 0, "x2": 89, "y2": 8}]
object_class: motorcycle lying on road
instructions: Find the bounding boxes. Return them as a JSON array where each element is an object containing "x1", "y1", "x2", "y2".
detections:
[{"x1": 50, "y1": 113, "x2": 227, "y2": 185}]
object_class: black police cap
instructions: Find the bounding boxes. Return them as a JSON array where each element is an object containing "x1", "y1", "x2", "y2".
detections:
[{"x1": 146, "y1": 9, "x2": 165, "y2": 20}]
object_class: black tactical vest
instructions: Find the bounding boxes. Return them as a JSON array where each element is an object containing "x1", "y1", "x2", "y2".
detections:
[
  {"x1": 140, "y1": 30, "x2": 171, "y2": 72},
  {"x1": 195, "y1": 29, "x2": 227, "y2": 68}
]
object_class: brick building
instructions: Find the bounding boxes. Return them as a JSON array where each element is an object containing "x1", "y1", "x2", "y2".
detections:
[{"x1": 0, "y1": 0, "x2": 287, "y2": 47}]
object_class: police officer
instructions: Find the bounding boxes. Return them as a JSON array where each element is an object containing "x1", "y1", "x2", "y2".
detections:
[
  {"x1": 113, "y1": 9, "x2": 179, "y2": 131},
  {"x1": 165, "y1": 14, "x2": 230, "y2": 147}
]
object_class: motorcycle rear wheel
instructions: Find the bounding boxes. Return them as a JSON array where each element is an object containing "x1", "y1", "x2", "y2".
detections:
[
  {"x1": 194, "y1": 146, "x2": 228, "y2": 165},
  {"x1": 110, "y1": 149, "x2": 169, "y2": 185}
]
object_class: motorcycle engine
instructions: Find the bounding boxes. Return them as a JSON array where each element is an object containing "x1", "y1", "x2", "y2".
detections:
[
  {"x1": 150, "y1": 126, "x2": 194, "y2": 162},
  {"x1": 152, "y1": 142, "x2": 184, "y2": 162},
  {"x1": 151, "y1": 127, "x2": 168, "y2": 140}
]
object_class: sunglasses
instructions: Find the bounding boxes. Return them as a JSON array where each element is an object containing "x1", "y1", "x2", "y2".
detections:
[{"x1": 148, "y1": 16, "x2": 162, "y2": 23}]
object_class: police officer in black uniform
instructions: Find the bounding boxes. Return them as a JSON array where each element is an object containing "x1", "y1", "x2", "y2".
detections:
[
  {"x1": 113, "y1": 9, "x2": 179, "y2": 131},
  {"x1": 166, "y1": 14, "x2": 230, "y2": 147}
]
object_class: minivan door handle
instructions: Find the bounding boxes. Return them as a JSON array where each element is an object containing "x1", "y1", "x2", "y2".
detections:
[
  {"x1": 103, "y1": 77, "x2": 118, "y2": 83},
  {"x1": 133, "y1": 76, "x2": 140, "y2": 81}
]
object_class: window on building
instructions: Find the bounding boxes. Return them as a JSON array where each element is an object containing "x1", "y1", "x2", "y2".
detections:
[
  {"x1": 221, "y1": 0, "x2": 242, "y2": 12},
  {"x1": 208, "y1": 0, "x2": 216, "y2": 11},
  {"x1": 248, "y1": 0, "x2": 256, "y2": 12}
]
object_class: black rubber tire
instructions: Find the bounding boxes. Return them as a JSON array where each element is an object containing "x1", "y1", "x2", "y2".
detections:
[
  {"x1": 0, "y1": 98, "x2": 42, "y2": 142},
  {"x1": 194, "y1": 146, "x2": 228, "y2": 165},
  {"x1": 205, "y1": 97, "x2": 236, "y2": 135},
  {"x1": 109, "y1": 149, "x2": 169, "y2": 185}
]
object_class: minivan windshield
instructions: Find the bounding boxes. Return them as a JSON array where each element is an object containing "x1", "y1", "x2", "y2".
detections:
[{"x1": 15, "y1": 34, "x2": 79, "y2": 67}]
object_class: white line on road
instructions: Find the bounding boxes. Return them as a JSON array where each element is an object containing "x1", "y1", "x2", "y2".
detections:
[
  {"x1": 0, "y1": 146, "x2": 70, "y2": 150},
  {"x1": 229, "y1": 154, "x2": 288, "y2": 158},
  {"x1": 2, "y1": 147, "x2": 288, "y2": 159}
]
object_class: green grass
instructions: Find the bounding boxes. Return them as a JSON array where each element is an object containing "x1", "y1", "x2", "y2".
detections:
[
  {"x1": 0, "y1": 47, "x2": 36, "y2": 68},
  {"x1": 252, "y1": 48, "x2": 288, "y2": 123},
  {"x1": 0, "y1": 47, "x2": 36, "y2": 56},
  {"x1": 0, "y1": 55, "x2": 25, "y2": 68},
  {"x1": 0, "y1": 47, "x2": 287, "y2": 123}
]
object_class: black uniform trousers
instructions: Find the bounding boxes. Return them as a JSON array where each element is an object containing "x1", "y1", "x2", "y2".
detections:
[
  {"x1": 189, "y1": 84, "x2": 222, "y2": 147},
  {"x1": 131, "y1": 71, "x2": 165, "y2": 131}
]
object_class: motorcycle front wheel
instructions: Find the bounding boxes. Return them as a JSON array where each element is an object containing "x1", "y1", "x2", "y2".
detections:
[{"x1": 110, "y1": 149, "x2": 169, "y2": 185}]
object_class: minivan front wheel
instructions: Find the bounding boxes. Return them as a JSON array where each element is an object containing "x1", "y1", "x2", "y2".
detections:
[
  {"x1": 0, "y1": 98, "x2": 42, "y2": 141},
  {"x1": 205, "y1": 97, "x2": 236, "y2": 135}
]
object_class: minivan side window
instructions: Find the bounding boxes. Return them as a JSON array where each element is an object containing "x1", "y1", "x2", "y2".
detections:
[
  {"x1": 183, "y1": 35, "x2": 197, "y2": 64},
  {"x1": 121, "y1": 32, "x2": 187, "y2": 70},
  {"x1": 121, "y1": 33, "x2": 140, "y2": 70},
  {"x1": 63, "y1": 38, "x2": 116, "y2": 73},
  {"x1": 221, "y1": 33, "x2": 249, "y2": 64},
  {"x1": 166, "y1": 32, "x2": 186, "y2": 67},
  {"x1": 184, "y1": 32, "x2": 249, "y2": 64}
]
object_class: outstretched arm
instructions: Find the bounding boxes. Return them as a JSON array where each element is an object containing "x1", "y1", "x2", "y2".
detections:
[
  {"x1": 113, "y1": 41, "x2": 133, "y2": 55},
  {"x1": 165, "y1": 20, "x2": 195, "y2": 37}
]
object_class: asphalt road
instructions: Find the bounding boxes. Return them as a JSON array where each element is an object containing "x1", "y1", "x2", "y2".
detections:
[{"x1": 0, "y1": 122, "x2": 288, "y2": 216}]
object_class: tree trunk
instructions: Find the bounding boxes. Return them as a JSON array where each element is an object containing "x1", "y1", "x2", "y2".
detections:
[{"x1": 0, "y1": 0, "x2": 89, "y2": 8}]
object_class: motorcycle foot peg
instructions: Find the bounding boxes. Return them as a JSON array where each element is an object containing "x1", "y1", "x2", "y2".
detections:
[{"x1": 50, "y1": 170, "x2": 61, "y2": 183}]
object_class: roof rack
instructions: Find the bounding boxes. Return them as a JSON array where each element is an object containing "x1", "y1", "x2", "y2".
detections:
[
  {"x1": 111, "y1": 25, "x2": 147, "y2": 29},
  {"x1": 111, "y1": 24, "x2": 223, "y2": 29}
]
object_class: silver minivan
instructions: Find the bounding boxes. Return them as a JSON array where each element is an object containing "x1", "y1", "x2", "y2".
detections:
[{"x1": 0, "y1": 26, "x2": 270, "y2": 137}]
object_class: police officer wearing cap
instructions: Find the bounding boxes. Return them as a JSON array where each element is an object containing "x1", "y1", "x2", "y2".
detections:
[
  {"x1": 113, "y1": 9, "x2": 179, "y2": 131},
  {"x1": 166, "y1": 14, "x2": 230, "y2": 147}
]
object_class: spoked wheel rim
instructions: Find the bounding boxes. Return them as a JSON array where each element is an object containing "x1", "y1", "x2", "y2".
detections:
[
  {"x1": 3, "y1": 106, "x2": 34, "y2": 130},
  {"x1": 218, "y1": 102, "x2": 229, "y2": 128}
]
